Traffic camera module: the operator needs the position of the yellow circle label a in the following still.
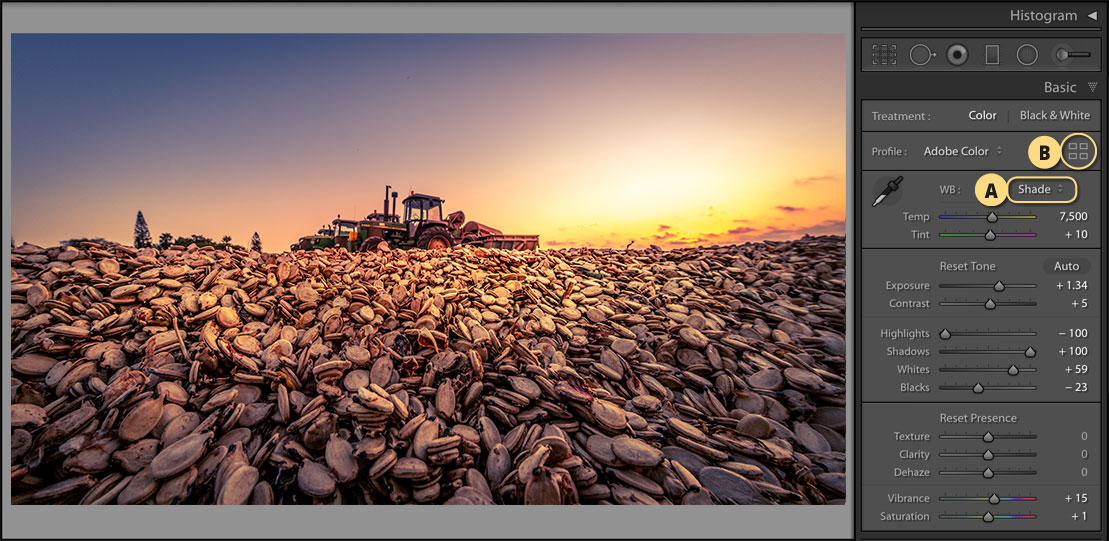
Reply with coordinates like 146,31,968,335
974,173,1008,207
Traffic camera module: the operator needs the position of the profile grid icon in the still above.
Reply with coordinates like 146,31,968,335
1066,140,1090,161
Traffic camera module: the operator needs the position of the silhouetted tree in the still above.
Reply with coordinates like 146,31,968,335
133,211,153,248
251,232,262,252
158,232,173,249
221,235,232,244
170,233,242,251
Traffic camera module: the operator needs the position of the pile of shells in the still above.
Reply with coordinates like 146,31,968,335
10,235,846,505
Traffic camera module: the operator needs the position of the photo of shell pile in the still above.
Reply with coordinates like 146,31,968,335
10,33,846,505
10,237,846,505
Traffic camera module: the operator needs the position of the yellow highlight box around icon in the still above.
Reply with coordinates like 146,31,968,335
1060,133,1097,171
1006,176,1077,204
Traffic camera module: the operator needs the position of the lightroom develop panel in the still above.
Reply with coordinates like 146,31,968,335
2,3,1105,541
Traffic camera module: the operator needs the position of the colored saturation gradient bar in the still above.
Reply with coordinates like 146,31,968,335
940,497,1038,501
938,215,1037,219
939,233,1037,237
939,515,1038,519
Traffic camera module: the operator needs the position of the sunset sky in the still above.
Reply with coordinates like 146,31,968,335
11,34,845,250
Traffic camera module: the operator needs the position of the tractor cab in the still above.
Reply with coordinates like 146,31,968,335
332,218,359,237
403,193,446,238
331,217,361,249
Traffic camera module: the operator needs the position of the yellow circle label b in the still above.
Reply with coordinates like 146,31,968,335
1027,135,1060,169
975,173,1008,207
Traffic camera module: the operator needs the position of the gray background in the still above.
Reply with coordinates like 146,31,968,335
1,2,855,539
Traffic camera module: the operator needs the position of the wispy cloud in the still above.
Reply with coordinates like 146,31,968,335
727,226,759,235
667,237,706,246
646,231,676,241
709,219,846,244
545,239,597,248
776,205,805,212
548,218,844,249
792,174,839,186
759,219,845,239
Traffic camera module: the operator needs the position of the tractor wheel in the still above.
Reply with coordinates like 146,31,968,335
361,237,388,252
417,226,453,250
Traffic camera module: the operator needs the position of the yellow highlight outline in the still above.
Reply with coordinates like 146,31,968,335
1060,133,1098,171
1006,176,1077,204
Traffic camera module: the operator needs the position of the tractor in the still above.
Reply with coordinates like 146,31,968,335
291,185,539,252
290,219,358,251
